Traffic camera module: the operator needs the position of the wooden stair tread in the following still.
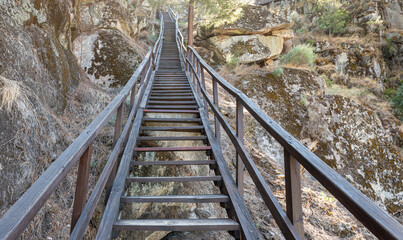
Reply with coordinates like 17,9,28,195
134,146,211,152
120,194,229,203
141,126,203,131
113,219,240,231
143,117,201,123
144,109,199,113
126,176,222,183
132,160,215,166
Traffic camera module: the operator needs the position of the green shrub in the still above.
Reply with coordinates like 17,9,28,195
271,67,284,77
316,9,350,34
281,44,316,68
225,53,241,69
392,84,403,121
313,0,350,34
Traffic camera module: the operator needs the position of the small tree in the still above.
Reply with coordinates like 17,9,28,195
313,0,350,35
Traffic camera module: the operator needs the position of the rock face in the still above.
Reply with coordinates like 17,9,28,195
198,5,293,64
383,0,403,30
199,5,292,38
73,29,142,88
73,0,149,88
208,35,283,63
234,68,402,215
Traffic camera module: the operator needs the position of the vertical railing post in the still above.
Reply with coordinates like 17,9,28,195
71,143,93,232
104,103,124,204
212,77,221,142
186,47,190,73
130,82,137,110
236,98,244,196
196,58,201,96
140,59,149,85
284,149,304,238
200,65,208,116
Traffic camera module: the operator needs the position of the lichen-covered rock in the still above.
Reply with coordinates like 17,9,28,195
235,68,402,215
76,0,148,39
73,29,142,88
383,0,403,30
198,5,292,39
209,35,284,63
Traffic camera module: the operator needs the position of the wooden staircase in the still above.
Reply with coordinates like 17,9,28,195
96,12,255,239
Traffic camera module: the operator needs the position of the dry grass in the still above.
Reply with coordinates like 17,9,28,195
0,76,39,126
0,76,22,112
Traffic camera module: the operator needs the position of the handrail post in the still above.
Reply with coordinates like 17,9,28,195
200,65,208,117
130,82,137,110
284,149,304,238
236,98,244,197
140,58,150,85
104,103,124,204
71,143,93,232
196,58,201,96
212,77,221,142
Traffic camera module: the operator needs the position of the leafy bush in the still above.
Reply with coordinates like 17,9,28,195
224,53,240,69
313,0,350,34
392,84,403,120
316,8,350,34
271,67,284,77
281,44,316,68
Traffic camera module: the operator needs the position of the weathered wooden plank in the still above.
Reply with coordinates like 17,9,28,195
142,117,201,123
134,146,212,152
126,176,222,183
120,194,229,203
284,149,304,238
113,219,240,232
70,144,93,232
138,136,206,141
236,98,244,197
143,109,199,114
146,105,198,109
140,126,203,132
147,101,196,105
132,160,215,166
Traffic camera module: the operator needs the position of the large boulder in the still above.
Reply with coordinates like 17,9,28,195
76,0,148,39
73,29,142,88
209,34,284,63
383,0,403,30
198,5,292,39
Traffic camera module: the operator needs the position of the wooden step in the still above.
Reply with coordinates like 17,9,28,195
148,101,196,105
146,105,198,110
141,126,204,132
126,176,222,183
143,117,201,123
120,194,229,203
132,160,215,166
150,93,194,97
149,96,195,101
138,136,206,141
113,219,240,231
144,109,199,114
134,146,212,152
